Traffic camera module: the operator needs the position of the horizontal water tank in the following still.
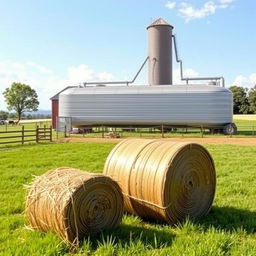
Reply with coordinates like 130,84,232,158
58,85,233,128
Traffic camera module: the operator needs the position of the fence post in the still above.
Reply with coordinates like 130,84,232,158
102,125,104,138
200,125,204,138
22,125,24,145
44,124,46,139
64,125,67,138
50,126,52,142
36,125,39,143
161,124,164,138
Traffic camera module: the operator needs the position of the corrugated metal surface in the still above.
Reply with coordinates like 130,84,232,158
59,85,233,127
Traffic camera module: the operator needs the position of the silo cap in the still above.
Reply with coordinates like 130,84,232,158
147,18,174,29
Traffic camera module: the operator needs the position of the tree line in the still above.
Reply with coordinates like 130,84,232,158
0,110,51,121
229,86,256,114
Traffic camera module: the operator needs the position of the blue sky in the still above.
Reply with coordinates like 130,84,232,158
0,0,255,110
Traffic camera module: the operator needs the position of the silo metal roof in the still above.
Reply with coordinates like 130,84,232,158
61,85,231,95
147,18,174,29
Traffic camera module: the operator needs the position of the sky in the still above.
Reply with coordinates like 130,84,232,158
0,0,256,110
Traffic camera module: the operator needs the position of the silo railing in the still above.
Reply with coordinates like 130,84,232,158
83,57,149,87
172,34,225,87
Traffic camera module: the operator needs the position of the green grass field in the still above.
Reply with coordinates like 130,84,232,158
0,142,255,255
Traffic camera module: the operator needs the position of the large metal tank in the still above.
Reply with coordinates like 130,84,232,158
147,18,173,85
59,85,233,128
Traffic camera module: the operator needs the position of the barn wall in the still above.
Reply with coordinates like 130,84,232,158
51,99,59,129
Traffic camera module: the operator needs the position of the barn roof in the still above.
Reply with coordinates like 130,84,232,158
50,86,77,100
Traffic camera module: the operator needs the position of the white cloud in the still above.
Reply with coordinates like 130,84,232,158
218,4,228,9
233,73,256,87
179,1,218,22
219,0,234,4
67,65,114,84
165,0,234,22
173,67,199,84
26,61,54,75
249,73,256,84
0,61,114,110
183,68,199,77
67,65,95,84
165,1,176,9
233,75,247,86
98,72,114,81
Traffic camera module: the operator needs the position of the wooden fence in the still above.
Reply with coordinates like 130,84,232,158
0,126,52,145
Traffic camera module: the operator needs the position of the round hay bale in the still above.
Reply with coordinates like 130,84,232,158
103,139,216,224
26,168,123,245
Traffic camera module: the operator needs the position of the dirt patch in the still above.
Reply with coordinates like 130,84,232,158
56,137,256,145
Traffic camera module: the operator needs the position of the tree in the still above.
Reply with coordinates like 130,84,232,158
229,86,250,114
0,110,9,120
3,82,39,121
248,86,256,114
8,112,17,119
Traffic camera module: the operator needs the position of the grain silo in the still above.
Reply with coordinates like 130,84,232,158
148,18,173,85
53,18,236,135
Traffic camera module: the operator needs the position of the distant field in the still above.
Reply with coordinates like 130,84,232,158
0,142,255,255
233,114,256,120
19,119,51,124
0,120,51,132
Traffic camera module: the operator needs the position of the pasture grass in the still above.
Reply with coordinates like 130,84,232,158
0,142,256,255
233,114,256,120
1,117,256,144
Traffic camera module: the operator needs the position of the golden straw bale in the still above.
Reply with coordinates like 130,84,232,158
104,139,215,224
26,168,123,245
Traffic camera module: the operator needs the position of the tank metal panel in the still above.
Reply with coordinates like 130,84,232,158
59,85,233,127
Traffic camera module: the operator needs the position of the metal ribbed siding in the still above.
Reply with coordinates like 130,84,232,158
59,85,233,127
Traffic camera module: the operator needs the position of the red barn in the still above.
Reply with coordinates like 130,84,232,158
50,86,75,129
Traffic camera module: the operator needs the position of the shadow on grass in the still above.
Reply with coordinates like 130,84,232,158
199,206,256,234
0,142,53,151
86,223,175,250
236,130,256,136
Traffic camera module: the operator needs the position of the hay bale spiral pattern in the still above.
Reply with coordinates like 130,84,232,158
26,168,123,244
104,139,216,224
